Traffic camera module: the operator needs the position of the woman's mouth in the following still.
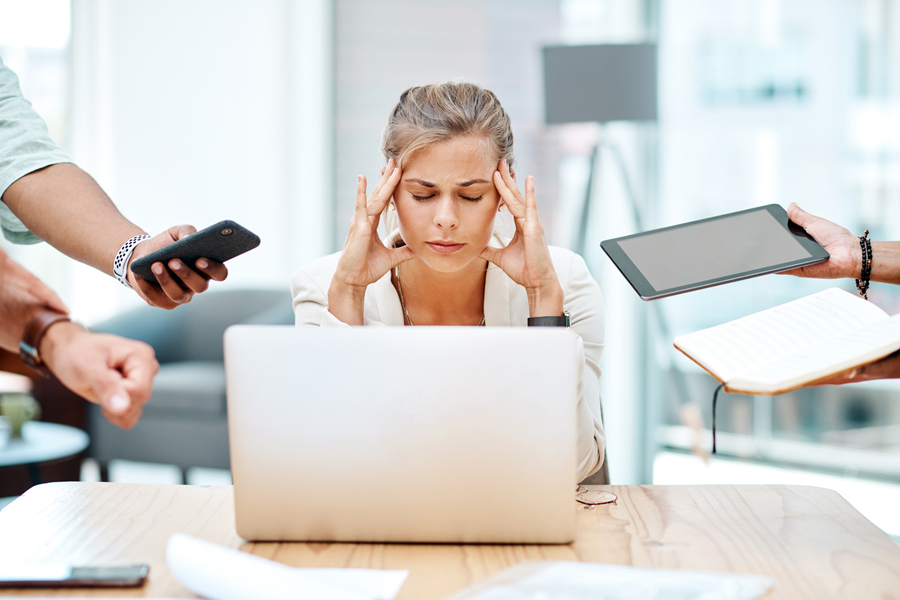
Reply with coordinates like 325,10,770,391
426,241,465,254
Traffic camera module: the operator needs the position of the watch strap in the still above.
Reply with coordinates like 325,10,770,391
527,311,570,327
20,310,70,378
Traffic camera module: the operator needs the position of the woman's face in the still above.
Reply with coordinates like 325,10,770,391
394,135,501,273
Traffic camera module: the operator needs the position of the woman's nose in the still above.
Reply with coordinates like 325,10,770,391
433,196,459,229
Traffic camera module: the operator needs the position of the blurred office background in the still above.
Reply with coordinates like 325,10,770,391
3,0,900,538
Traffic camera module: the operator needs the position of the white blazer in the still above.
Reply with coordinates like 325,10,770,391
291,233,606,481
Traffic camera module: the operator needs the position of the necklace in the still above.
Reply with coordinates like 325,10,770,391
394,264,486,327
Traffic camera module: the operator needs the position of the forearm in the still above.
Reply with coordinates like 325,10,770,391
527,282,564,318
0,250,69,352
2,163,145,276
327,280,367,325
0,299,44,354
871,242,900,285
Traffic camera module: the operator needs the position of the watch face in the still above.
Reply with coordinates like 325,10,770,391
19,344,48,377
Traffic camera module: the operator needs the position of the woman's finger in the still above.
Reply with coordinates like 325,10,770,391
493,171,526,219
524,176,537,220
368,158,395,206
368,166,401,216
354,175,368,223
498,159,525,207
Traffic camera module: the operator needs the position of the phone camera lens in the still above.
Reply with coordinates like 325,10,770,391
221,229,233,236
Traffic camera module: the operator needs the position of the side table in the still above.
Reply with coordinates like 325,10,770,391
0,421,89,486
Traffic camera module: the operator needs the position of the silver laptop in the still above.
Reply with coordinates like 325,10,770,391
224,326,579,544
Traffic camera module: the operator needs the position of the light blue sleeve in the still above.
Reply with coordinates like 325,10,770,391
0,55,72,244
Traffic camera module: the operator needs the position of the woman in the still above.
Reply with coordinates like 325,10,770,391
291,83,605,480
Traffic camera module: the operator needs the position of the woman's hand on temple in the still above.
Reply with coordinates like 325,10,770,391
779,203,861,279
328,159,415,324
480,159,564,317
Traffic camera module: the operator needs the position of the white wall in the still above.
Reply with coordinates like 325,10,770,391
67,0,332,322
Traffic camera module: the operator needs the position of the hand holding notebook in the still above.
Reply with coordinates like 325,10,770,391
674,287,900,394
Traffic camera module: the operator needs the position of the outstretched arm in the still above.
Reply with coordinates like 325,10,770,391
0,247,157,428
781,202,900,284
3,163,228,309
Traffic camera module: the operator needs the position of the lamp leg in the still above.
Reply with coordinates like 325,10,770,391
574,140,602,257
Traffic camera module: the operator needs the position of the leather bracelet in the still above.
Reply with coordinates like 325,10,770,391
19,310,71,378
527,311,570,327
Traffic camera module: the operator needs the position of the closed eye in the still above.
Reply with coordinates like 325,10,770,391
460,195,483,202
412,193,435,201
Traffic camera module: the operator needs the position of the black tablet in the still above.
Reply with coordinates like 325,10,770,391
600,204,829,300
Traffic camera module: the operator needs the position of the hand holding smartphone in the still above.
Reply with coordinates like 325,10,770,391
130,220,260,284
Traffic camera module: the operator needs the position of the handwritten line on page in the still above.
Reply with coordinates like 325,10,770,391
444,561,772,600
166,533,408,600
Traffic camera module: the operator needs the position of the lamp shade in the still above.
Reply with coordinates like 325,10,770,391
542,43,658,124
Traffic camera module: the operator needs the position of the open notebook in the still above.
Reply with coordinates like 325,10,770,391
674,287,900,394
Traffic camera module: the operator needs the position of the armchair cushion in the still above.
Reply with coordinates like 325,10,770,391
145,361,225,415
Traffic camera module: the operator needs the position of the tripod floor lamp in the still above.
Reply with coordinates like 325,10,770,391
542,43,693,411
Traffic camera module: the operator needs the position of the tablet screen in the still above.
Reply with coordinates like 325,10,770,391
617,210,812,291
600,205,829,300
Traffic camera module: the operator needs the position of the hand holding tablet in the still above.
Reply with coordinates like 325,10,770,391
601,204,829,300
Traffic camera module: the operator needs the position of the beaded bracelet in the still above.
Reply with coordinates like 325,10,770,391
855,229,872,300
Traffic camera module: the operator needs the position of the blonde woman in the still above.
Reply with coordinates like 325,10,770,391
291,83,606,480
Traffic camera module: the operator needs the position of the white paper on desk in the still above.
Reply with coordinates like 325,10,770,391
166,533,407,600
444,561,772,600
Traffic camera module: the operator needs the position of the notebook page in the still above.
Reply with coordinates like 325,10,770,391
674,288,888,382
729,312,900,392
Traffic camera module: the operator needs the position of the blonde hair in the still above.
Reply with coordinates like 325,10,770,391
380,82,515,239
381,82,515,169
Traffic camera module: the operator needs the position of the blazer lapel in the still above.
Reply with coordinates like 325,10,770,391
367,270,405,326
484,262,512,326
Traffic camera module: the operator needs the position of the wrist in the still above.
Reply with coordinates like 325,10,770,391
114,234,151,289
327,279,368,325
19,310,77,378
39,320,87,368
871,241,900,285
526,283,564,319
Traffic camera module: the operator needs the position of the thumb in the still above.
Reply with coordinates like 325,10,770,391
93,375,132,415
389,245,416,269
479,245,500,265
787,202,814,228
168,224,197,242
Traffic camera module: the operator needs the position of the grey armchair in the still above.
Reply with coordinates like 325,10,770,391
87,288,293,482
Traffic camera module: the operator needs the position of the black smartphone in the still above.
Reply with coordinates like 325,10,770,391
130,219,260,284
0,564,149,588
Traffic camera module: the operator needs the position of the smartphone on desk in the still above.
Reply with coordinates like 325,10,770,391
0,564,149,588
130,219,260,284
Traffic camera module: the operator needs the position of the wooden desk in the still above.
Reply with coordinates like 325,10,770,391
0,482,898,599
